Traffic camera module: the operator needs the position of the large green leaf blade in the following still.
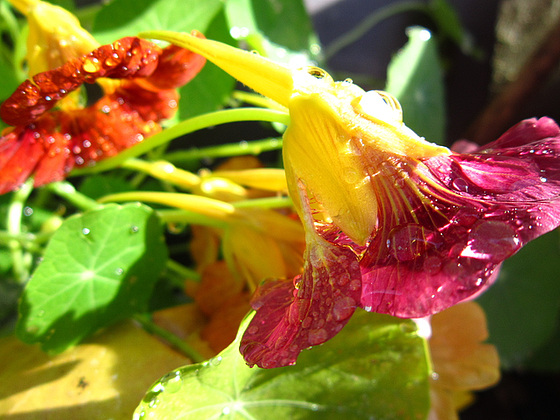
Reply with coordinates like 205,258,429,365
385,26,445,145
16,203,168,353
91,0,223,44
225,0,321,65
135,310,430,419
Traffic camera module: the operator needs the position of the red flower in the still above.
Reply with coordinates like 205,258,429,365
0,35,205,194
109,32,560,369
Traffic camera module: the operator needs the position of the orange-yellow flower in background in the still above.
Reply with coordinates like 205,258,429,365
427,301,500,419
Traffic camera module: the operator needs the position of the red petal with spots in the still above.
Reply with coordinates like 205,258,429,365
240,238,362,368
359,117,560,317
1,37,162,127
0,35,205,194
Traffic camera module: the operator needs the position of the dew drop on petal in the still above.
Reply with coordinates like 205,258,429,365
332,296,356,321
308,328,328,345
461,220,521,262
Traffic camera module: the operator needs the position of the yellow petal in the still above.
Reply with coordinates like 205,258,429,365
141,30,292,107
10,0,99,76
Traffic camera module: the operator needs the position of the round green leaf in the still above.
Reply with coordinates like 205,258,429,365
92,0,223,44
135,310,430,419
16,203,168,353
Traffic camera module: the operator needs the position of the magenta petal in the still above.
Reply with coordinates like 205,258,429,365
240,239,361,368
360,117,560,318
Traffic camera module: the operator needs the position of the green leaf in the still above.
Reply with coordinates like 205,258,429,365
135,310,430,419
91,0,223,44
0,58,19,102
428,0,478,57
225,0,321,65
477,230,560,369
16,203,168,353
385,27,445,145
178,10,236,119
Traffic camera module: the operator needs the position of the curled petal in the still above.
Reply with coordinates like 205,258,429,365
1,37,162,126
240,236,361,368
360,117,560,317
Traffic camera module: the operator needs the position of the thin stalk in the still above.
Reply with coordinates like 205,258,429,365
166,259,201,283
46,181,101,211
71,108,290,176
324,1,427,60
165,137,283,164
133,313,206,363
7,178,34,282
232,196,293,209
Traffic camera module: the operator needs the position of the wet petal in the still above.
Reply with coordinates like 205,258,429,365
0,37,161,126
360,117,560,317
240,236,361,368
0,37,206,194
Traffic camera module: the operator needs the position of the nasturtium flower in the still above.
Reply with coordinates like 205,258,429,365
0,0,205,194
146,32,560,368
426,301,500,419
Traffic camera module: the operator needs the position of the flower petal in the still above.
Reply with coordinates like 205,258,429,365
0,37,206,194
240,236,361,368
360,117,560,317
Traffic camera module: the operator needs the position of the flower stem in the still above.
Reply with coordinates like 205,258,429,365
6,178,34,283
166,259,201,283
46,181,101,211
133,313,206,363
165,137,283,164
71,108,289,176
323,0,427,60
232,196,293,209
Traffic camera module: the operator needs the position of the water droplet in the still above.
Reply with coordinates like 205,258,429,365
130,225,139,234
23,206,33,216
423,256,442,274
301,316,313,329
115,268,124,276
387,224,439,262
451,177,469,192
342,166,362,184
247,326,259,335
82,57,100,73
82,228,90,235
332,296,356,321
461,220,521,262
308,328,328,345
222,406,231,415
160,371,182,393
210,356,222,366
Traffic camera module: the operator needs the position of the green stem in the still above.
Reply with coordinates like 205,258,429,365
166,259,201,283
165,137,283,164
46,181,101,211
133,313,206,363
7,178,34,282
232,195,293,209
71,108,290,176
157,208,228,229
323,1,427,60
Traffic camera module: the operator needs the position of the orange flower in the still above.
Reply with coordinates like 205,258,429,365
0,0,205,194
427,301,500,419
